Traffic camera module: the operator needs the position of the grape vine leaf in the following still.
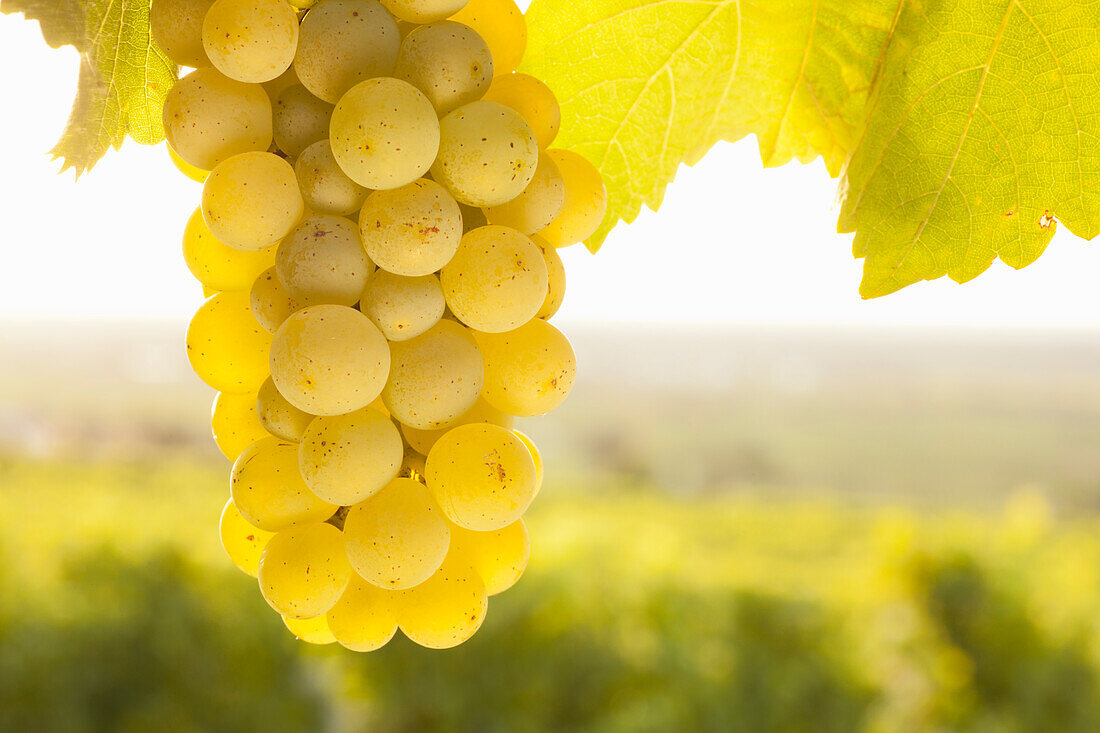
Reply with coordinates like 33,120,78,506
1,0,176,176
523,0,1100,297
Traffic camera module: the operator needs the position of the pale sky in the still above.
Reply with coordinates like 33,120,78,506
1,12,1098,332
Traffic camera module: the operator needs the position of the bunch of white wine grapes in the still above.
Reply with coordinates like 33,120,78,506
156,0,606,651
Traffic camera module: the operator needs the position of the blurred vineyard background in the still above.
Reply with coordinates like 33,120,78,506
2,320,1100,732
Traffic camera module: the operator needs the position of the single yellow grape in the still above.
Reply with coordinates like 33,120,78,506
202,152,304,250
482,72,560,148
449,0,525,75
299,407,403,505
257,376,315,442
380,0,468,23
450,518,529,595
250,267,312,333
360,270,445,341
513,429,544,498
276,216,373,306
327,573,401,652
294,0,401,104
381,319,483,430
399,556,487,649
394,21,492,115
330,78,440,190
432,101,538,207
425,423,537,530
283,614,337,645
483,151,565,235
475,319,576,416
259,522,353,619
231,437,338,531
295,139,371,216
536,149,608,248
211,391,270,462
163,68,273,171
186,291,272,394
151,0,215,68
169,144,210,182
219,498,276,577
400,396,513,455
359,178,462,276
270,305,391,416
273,85,334,159
532,234,565,319
203,0,299,83
183,207,275,293
344,477,451,589
441,225,547,333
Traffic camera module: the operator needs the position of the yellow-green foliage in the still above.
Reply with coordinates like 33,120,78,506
2,459,1100,731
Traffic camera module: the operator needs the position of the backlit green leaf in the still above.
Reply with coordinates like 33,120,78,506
839,0,1100,297
3,0,176,176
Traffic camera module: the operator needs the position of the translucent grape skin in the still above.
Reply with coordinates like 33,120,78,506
211,390,270,461
359,178,462,277
202,0,299,83
270,305,391,416
219,498,275,577
298,407,404,506
330,78,440,190
483,151,565,235
483,72,560,149
257,376,315,442
381,319,484,430
186,291,272,394
514,429,544,498
202,152,304,250
425,423,537,530
262,65,301,101
399,555,487,649
295,140,370,216
294,0,401,104
273,85,334,159
343,477,451,589
441,225,548,333
394,21,492,115
431,101,539,207
380,0,469,23
327,573,401,652
449,0,526,75
169,144,210,182
250,267,311,333
283,614,337,645
401,396,513,455
474,319,577,417
231,437,338,532
532,234,565,319
182,207,275,293
450,518,529,595
359,270,446,341
163,68,273,171
276,216,373,306
259,522,353,619
150,0,215,69
536,149,609,248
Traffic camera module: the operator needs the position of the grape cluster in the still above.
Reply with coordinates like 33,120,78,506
155,0,606,650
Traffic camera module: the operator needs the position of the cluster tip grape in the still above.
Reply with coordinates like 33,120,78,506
156,0,607,651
